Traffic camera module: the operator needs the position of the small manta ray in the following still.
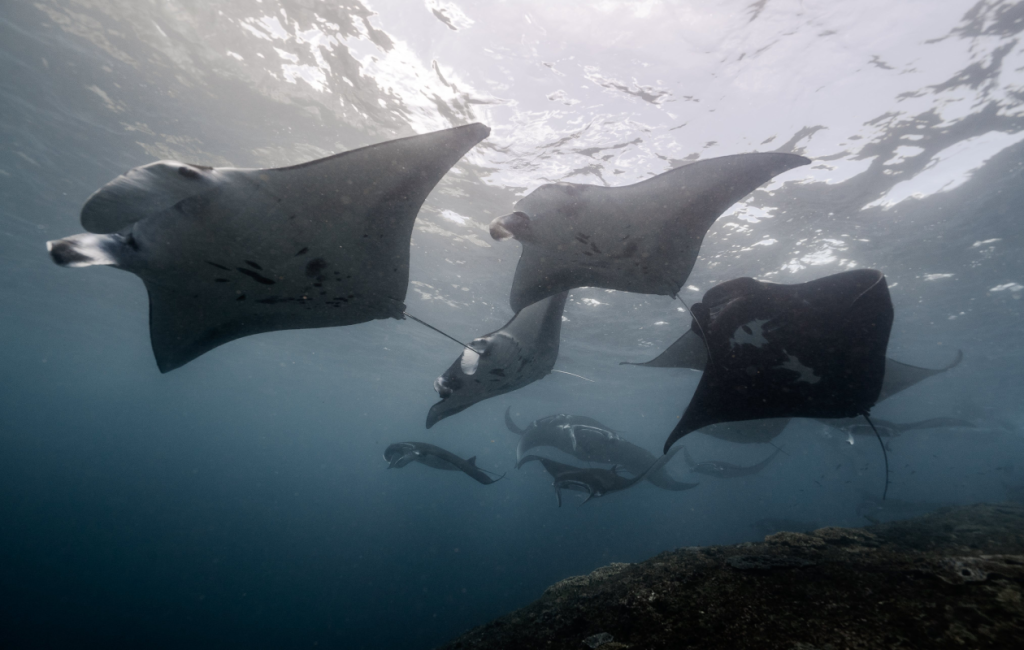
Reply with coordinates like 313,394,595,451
47,124,490,372
383,442,504,485
664,269,894,456
505,408,697,491
517,449,682,506
681,446,782,479
489,152,810,312
427,292,568,428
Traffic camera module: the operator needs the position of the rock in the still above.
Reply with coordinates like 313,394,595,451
437,503,1024,650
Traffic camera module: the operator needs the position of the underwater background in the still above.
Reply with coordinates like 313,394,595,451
2,1,1024,648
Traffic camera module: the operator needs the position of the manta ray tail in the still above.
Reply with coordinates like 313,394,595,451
768,441,790,456
504,407,525,435
862,413,890,501
403,312,471,350
580,488,595,506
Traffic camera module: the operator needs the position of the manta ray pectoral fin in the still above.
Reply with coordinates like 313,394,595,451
47,233,123,268
504,406,525,435
580,487,596,506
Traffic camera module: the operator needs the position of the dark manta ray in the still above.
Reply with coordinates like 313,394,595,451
681,446,781,478
426,292,567,428
664,269,894,454
46,123,490,372
625,331,961,404
517,449,682,506
383,442,503,485
625,335,960,445
489,152,810,312
504,408,697,491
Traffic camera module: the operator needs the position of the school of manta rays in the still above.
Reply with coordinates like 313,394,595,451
47,122,974,506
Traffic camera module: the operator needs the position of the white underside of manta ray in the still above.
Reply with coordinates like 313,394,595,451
46,123,490,372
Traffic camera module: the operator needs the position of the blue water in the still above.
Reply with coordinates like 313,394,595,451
2,1,1024,648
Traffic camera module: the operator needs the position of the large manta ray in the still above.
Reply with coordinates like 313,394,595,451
47,123,490,372
664,269,894,453
517,449,682,506
426,292,567,428
489,152,810,312
383,442,504,485
624,330,962,403
504,408,697,491
625,325,961,446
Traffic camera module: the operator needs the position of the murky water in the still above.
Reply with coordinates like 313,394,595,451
2,1,1023,648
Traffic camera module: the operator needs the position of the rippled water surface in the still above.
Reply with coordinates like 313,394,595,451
2,1,1024,648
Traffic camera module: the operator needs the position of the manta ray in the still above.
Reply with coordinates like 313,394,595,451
426,292,567,428
625,331,962,403
47,123,490,372
680,446,782,479
624,337,961,445
665,269,894,454
383,442,504,485
504,408,697,491
489,152,810,312
517,449,683,506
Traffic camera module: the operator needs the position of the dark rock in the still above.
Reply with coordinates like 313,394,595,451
438,503,1024,650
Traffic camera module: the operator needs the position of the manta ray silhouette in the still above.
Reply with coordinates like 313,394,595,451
46,123,490,372
664,269,894,454
505,408,697,491
383,442,504,485
489,152,810,312
681,446,782,479
625,323,962,446
624,331,961,404
427,292,568,428
517,449,682,506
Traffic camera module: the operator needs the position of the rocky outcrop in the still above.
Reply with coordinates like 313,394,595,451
439,503,1024,650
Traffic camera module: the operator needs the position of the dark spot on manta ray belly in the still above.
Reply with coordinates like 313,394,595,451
489,369,506,377
206,261,230,271
245,260,263,270
236,267,276,285
236,294,246,301
295,247,309,256
214,278,229,283
305,257,328,278
177,166,201,180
